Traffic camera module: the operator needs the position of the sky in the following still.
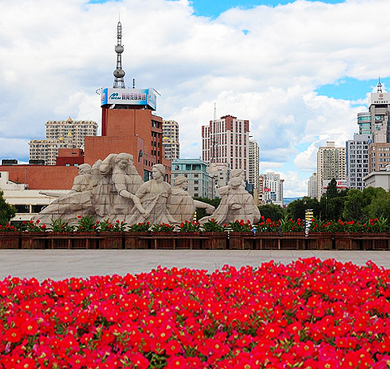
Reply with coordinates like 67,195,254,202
1,0,390,198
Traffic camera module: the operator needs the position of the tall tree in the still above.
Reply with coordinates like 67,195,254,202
258,203,285,221
319,179,348,221
286,197,320,220
343,189,365,222
0,191,16,225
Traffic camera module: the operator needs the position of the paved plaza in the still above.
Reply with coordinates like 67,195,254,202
1,250,390,281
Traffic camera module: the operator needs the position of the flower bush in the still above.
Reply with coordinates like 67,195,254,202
22,219,47,232
50,218,74,232
75,215,99,232
362,217,390,233
201,218,225,232
228,219,253,232
257,216,280,232
178,220,200,232
151,223,175,232
0,223,18,232
128,222,151,232
1,258,390,368
280,217,305,232
99,219,127,232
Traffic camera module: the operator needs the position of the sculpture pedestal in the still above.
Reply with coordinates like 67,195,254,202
98,232,123,249
48,233,72,249
229,232,254,250
0,233,20,249
202,232,227,250
124,232,150,249
21,233,47,249
72,232,99,249
334,233,360,250
254,233,280,250
152,233,176,249
176,233,201,249
281,232,305,250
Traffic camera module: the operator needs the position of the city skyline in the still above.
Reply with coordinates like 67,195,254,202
0,0,389,197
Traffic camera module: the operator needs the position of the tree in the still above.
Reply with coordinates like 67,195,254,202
326,178,339,199
285,197,320,220
343,189,366,222
0,191,16,225
364,189,390,219
258,203,285,221
318,179,351,221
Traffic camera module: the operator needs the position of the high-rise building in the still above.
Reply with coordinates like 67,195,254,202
206,163,230,199
201,115,250,181
308,173,317,199
317,141,346,200
348,79,390,187
45,118,98,147
28,118,98,165
368,143,390,172
357,112,372,135
162,120,180,160
367,80,390,142
259,172,284,207
249,140,260,191
355,79,390,143
346,133,371,190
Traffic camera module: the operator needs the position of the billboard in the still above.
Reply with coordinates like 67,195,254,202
368,92,390,106
101,88,157,111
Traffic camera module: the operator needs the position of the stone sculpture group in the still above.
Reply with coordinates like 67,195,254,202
34,153,260,227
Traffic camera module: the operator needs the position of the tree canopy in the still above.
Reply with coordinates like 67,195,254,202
0,191,16,225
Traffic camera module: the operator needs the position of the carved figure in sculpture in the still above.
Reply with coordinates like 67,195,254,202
223,176,261,224
91,158,113,219
108,153,146,222
34,163,95,225
200,168,260,225
168,176,215,223
129,164,177,225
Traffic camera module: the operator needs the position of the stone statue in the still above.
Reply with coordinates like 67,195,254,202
34,163,95,225
128,164,177,225
168,176,215,223
34,152,260,229
200,169,260,226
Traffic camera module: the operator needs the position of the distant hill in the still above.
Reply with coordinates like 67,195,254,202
283,197,302,205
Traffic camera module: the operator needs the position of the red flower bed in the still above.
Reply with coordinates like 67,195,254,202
1,258,390,368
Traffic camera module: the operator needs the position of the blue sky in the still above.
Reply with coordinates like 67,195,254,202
1,0,389,197
190,0,344,17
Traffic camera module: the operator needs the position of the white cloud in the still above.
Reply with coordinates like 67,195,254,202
1,0,389,197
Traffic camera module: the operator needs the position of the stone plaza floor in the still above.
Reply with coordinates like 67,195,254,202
1,250,390,281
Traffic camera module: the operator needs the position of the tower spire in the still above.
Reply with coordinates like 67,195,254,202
377,75,382,93
113,20,125,88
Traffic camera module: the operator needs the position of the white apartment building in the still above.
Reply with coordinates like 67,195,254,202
249,139,260,191
202,115,250,181
260,172,284,207
29,118,97,165
207,162,230,197
308,173,317,199
162,120,180,160
317,141,346,200
346,134,372,191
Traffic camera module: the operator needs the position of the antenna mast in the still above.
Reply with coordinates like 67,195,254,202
113,20,126,88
